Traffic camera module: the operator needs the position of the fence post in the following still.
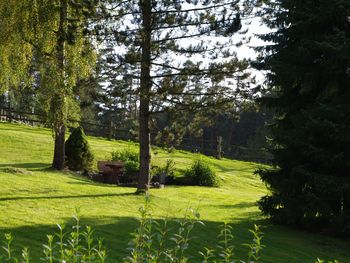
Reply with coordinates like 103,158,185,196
8,108,12,123
201,135,204,154
108,119,113,140
216,136,222,159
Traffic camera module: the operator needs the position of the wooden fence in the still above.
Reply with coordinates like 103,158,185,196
0,108,272,163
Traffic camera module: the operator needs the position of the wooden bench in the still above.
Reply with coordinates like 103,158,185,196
97,161,124,184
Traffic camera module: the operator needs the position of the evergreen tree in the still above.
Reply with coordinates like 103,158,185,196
96,46,138,138
65,127,94,171
255,0,350,235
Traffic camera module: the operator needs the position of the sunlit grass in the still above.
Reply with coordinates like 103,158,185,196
0,122,349,262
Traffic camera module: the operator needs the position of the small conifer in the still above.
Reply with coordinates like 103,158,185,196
65,127,94,171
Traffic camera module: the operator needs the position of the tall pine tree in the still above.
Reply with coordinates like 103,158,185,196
99,0,256,192
255,0,350,235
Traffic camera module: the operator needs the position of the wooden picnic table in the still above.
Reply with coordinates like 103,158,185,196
105,163,124,185
97,161,124,185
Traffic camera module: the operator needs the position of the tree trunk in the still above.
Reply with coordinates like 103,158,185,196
51,0,68,171
137,0,152,193
52,125,66,170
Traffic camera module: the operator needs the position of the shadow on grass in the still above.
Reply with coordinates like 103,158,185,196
215,201,257,209
1,216,349,263
0,163,138,189
0,163,52,171
0,192,135,202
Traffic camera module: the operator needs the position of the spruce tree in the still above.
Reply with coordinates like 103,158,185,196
255,0,350,235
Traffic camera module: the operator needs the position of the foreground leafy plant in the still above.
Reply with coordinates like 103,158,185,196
1,214,106,263
124,195,263,263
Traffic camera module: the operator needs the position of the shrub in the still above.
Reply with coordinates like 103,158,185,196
124,160,140,174
65,127,94,171
184,160,219,187
151,159,176,182
111,148,139,174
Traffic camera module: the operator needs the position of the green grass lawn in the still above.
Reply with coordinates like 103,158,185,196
0,122,349,262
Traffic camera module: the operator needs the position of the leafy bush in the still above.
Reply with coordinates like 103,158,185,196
65,127,94,171
154,159,175,177
151,159,176,183
124,160,140,174
111,148,139,174
184,160,219,187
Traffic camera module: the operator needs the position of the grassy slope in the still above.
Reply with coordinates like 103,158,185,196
0,122,349,262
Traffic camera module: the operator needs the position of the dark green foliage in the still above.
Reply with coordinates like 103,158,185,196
255,0,350,235
184,160,219,187
65,127,94,171
111,148,139,174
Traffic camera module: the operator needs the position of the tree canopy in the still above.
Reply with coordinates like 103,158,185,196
0,1,33,93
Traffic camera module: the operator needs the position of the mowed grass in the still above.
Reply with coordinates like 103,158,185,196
0,122,349,262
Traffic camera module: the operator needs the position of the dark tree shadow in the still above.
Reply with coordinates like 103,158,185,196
0,163,131,188
0,192,135,202
215,201,257,209
2,215,349,263
0,163,52,171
